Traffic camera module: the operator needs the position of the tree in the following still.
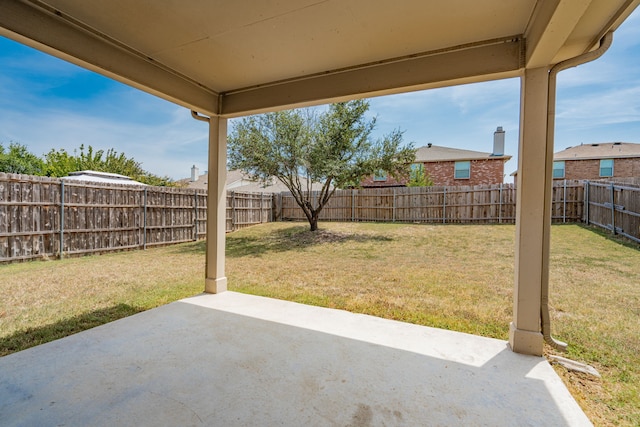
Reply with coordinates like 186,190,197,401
0,142,45,175
44,144,175,186
228,100,416,231
43,148,79,177
407,163,433,187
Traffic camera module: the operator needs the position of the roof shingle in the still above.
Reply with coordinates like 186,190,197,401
414,145,511,162
554,142,640,160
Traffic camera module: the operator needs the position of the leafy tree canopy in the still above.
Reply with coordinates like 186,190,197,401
228,100,416,231
44,145,175,186
0,142,174,186
0,142,46,175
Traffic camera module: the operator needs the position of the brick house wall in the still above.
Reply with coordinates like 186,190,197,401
559,158,640,180
361,158,506,187
423,159,505,186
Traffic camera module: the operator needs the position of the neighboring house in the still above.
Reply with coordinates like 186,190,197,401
362,127,512,187
179,166,327,193
552,142,640,180
62,170,146,186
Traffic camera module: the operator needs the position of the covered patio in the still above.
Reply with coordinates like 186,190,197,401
0,292,590,426
1,0,638,424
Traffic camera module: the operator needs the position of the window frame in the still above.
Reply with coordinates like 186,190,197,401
599,159,614,177
454,161,470,179
552,161,565,179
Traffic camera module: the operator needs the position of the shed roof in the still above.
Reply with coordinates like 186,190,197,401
415,145,511,163
62,170,146,186
554,142,640,160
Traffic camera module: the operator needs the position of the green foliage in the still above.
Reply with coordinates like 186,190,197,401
407,163,433,187
45,145,139,177
43,148,79,177
0,141,174,186
228,100,416,230
44,144,175,186
0,142,45,175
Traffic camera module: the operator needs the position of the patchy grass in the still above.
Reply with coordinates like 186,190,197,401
547,225,640,426
226,223,515,339
0,247,205,354
1,222,638,426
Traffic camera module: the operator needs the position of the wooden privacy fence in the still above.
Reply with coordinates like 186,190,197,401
584,180,640,243
281,181,584,224
0,173,272,263
226,191,274,233
6,173,634,262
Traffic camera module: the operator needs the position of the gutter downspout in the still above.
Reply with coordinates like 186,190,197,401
543,31,613,351
191,110,210,123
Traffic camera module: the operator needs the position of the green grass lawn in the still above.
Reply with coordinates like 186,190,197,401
1,222,638,426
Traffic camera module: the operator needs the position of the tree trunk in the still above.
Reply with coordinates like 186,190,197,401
309,215,319,231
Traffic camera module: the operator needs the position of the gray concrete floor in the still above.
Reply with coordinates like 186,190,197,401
1,292,592,426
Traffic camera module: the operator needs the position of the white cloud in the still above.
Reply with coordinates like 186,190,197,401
449,79,519,114
557,85,640,126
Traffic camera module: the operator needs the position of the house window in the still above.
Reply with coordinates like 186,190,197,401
599,159,613,177
454,161,470,179
373,170,387,181
552,161,565,178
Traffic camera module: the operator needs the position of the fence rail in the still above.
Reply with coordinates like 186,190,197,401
280,181,584,224
584,180,640,243
0,173,271,263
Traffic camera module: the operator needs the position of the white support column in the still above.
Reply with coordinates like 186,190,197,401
205,116,228,293
510,67,552,356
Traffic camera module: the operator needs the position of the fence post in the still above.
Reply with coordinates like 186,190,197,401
260,192,264,223
143,187,148,249
610,182,616,235
351,189,355,221
563,179,567,223
392,188,396,222
59,180,65,259
231,191,236,232
442,187,447,224
193,189,198,241
499,183,503,224
584,181,590,225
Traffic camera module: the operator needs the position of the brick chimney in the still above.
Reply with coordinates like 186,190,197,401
191,165,199,182
493,126,505,156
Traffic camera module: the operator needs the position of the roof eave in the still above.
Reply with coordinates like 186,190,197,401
418,155,512,163
557,154,640,161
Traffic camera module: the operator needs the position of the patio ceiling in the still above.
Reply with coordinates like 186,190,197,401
1,0,638,117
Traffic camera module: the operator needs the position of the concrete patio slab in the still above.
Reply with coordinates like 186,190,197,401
0,291,591,426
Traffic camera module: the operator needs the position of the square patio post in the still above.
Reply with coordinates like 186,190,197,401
510,66,552,356
205,115,228,293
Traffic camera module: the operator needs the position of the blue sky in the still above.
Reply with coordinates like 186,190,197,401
1,8,638,182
